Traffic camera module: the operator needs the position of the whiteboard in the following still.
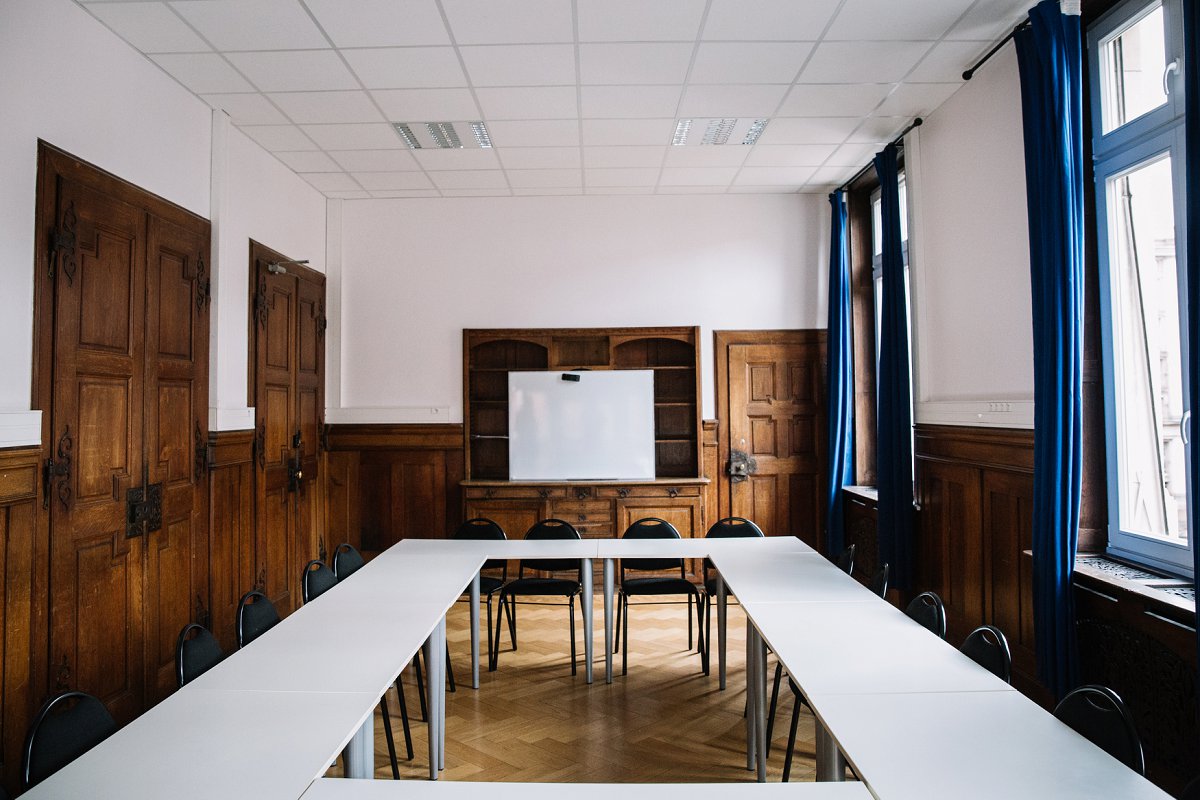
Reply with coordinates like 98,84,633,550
508,371,656,481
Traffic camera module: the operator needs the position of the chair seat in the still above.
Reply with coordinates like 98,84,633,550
502,577,580,597
479,575,505,595
622,576,700,596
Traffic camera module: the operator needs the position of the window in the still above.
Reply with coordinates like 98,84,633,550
871,177,915,467
1089,0,1190,575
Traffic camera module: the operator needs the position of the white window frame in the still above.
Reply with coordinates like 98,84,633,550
1089,0,1192,576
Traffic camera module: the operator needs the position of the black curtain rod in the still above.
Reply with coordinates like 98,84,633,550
835,117,924,194
962,19,1031,80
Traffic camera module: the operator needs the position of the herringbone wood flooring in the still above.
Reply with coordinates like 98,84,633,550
332,599,820,783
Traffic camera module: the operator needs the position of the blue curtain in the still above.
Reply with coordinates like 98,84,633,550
1014,0,1084,700
873,144,914,591
826,190,854,556
1184,0,1200,704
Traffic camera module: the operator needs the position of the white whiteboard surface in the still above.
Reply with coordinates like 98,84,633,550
509,371,656,481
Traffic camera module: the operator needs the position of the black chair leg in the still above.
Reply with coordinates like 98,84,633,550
783,691,803,782
687,594,694,649
621,593,629,676
394,674,414,760
380,694,400,780
614,593,622,653
414,652,428,722
509,595,518,650
446,643,456,693
766,661,783,756
490,592,507,671
569,595,577,676
485,595,494,669
702,594,712,675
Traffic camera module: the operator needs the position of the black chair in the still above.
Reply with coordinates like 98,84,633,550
904,591,946,638
21,691,118,789
869,563,889,598
701,516,765,675
960,625,1011,684
332,542,365,580
301,558,338,603
614,518,705,675
454,518,515,668
493,519,583,674
175,623,223,688
1180,774,1200,799
1053,684,1145,775
834,543,856,576
236,589,280,648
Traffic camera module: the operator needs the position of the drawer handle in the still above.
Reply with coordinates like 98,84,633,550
617,488,630,499
667,487,680,498
574,487,591,500
538,488,551,499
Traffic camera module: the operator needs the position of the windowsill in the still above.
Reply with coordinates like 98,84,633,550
844,485,878,502
1071,553,1196,622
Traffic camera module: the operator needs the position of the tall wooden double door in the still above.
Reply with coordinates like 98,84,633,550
35,145,211,720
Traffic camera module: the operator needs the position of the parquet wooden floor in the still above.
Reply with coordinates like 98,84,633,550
331,598,822,783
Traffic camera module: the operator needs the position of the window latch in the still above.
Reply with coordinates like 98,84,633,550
1182,410,1191,447
1163,59,1180,95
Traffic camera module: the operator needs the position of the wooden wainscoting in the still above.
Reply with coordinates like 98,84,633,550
913,424,1040,695
206,430,255,654
1,446,41,796
701,419,718,535
325,424,465,556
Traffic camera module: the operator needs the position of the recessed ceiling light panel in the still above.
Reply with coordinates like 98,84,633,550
392,121,493,149
671,118,769,146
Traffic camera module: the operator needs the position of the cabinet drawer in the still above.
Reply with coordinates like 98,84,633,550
549,500,613,525
465,486,565,500
594,485,701,499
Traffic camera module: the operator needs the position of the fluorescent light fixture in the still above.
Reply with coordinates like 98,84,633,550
392,121,493,149
393,123,421,149
671,118,770,147
672,119,692,146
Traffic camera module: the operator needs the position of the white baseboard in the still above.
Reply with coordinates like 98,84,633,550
325,406,455,425
208,407,256,431
0,410,43,448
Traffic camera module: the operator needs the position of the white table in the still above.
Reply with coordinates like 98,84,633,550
302,778,876,799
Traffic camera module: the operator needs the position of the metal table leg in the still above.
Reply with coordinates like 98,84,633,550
815,722,846,782
581,557,594,684
424,631,439,780
604,558,614,684
436,616,446,772
470,573,480,689
752,625,767,782
344,717,374,779
745,618,756,771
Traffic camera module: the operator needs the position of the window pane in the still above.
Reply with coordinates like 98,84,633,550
872,197,882,257
1100,4,1168,134
1105,153,1186,546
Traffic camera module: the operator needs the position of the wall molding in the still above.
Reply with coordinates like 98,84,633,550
914,423,1034,473
326,423,463,451
0,411,42,448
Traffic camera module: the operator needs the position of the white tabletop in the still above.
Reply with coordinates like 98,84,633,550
814,690,1172,800
339,550,484,607
596,534,818,559
22,688,376,800
711,550,877,605
302,778,875,799
746,600,1014,697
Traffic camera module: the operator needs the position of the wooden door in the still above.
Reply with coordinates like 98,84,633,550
716,331,827,550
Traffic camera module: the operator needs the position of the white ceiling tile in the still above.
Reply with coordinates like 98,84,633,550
586,186,655,195
581,86,682,119
809,165,856,184
507,169,583,188
690,43,813,85
324,191,374,199
301,123,405,149
581,119,673,146
658,167,738,186
907,41,988,83
486,120,579,147
946,0,1031,41
329,150,420,171
579,43,693,85
170,0,328,50
226,50,359,92
702,0,840,40
202,93,290,125
151,53,255,93
677,85,788,118
825,142,882,167
429,170,510,189
273,150,341,171
577,0,707,42
847,116,909,143
342,48,467,89
583,146,668,168
353,172,436,190
800,41,933,83
268,91,384,124
413,149,501,170
87,2,210,52
742,144,837,167
825,0,974,41
513,187,583,196
586,168,661,187
370,190,442,198
659,185,729,194
441,189,513,196
496,147,581,169
663,146,750,167
237,124,318,150
778,84,893,117
475,87,578,120
303,172,363,191
734,166,815,186
371,89,481,121
305,0,451,47
441,0,574,44
756,117,859,145
459,45,576,87
875,83,960,117
727,185,799,194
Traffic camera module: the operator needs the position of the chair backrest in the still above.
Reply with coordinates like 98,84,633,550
332,542,365,581
236,589,280,648
454,517,508,572
620,518,684,575
520,519,582,575
960,625,1011,684
22,691,117,789
835,544,856,576
302,559,338,603
175,623,224,688
868,563,889,598
904,591,946,638
705,516,765,539
1053,685,1145,775
1180,775,1200,800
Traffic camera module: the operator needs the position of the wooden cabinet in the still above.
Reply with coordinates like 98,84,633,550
463,327,701,481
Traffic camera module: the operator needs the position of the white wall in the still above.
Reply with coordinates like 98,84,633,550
907,46,1035,428
333,194,826,422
